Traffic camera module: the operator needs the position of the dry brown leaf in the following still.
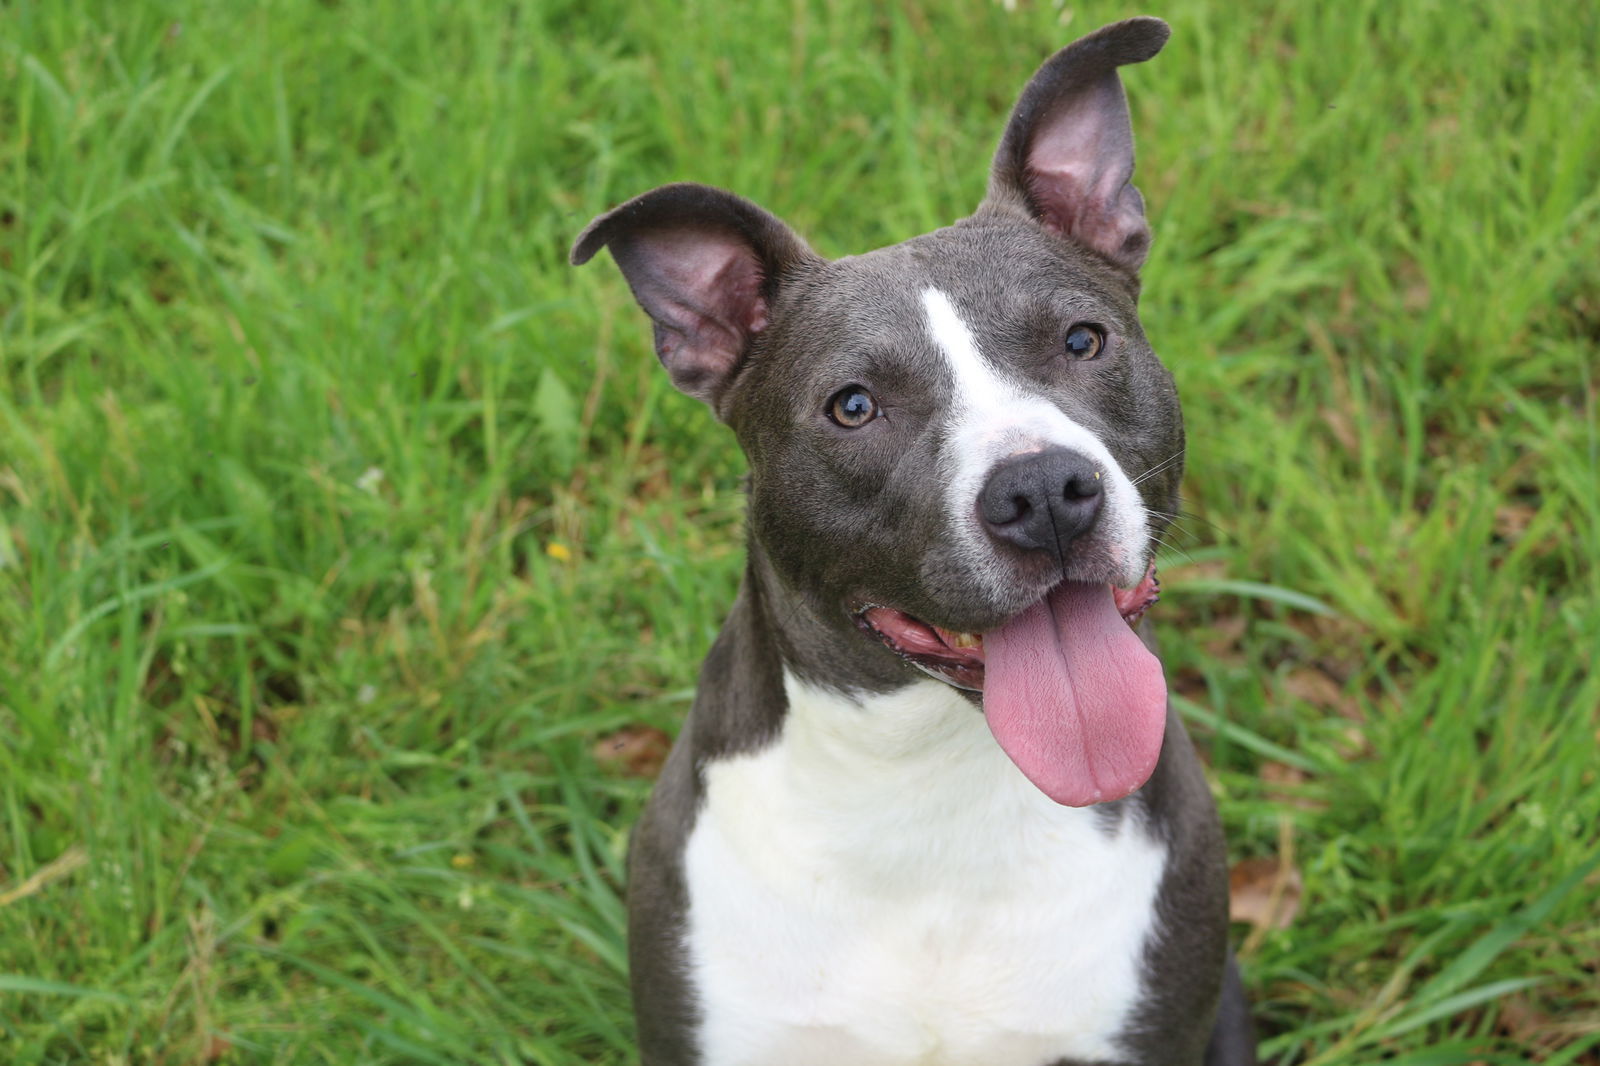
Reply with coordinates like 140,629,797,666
1402,281,1432,314
594,725,672,779
1495,993,1555,1045
1259,761,1325,811
1299,612,1367,649
1282,667,1365,723
1202,615,1248,658
1229,855,1303,932
1321,407,1359,452
1259,762,1306,789
1336,724,1373,760
1494,503,1538,542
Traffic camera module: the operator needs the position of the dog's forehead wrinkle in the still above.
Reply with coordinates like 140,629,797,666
773,256,936,348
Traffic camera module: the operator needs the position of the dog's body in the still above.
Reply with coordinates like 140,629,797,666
574,18,1255,1066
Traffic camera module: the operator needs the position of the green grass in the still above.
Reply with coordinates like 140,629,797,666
1,0,1597,1062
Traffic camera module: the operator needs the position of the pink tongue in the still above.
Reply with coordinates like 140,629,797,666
982,581,1168,806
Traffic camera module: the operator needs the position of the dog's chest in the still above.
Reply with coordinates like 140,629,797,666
682,675,1168,1066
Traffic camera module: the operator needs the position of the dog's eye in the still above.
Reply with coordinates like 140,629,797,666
827,386,880,428
1064,325,1105,360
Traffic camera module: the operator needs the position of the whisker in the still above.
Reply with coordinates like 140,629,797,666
1141,504,1221,567
1143,506,1224,539
1132,450,1186,486
1150,539,1198,566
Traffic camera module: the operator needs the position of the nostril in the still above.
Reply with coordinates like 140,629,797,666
1063,472,1103,501
983,492,1031,526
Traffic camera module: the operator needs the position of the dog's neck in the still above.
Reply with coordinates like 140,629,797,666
741,543,913,696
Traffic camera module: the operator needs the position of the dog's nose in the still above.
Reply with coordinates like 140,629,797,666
978,447,1106,560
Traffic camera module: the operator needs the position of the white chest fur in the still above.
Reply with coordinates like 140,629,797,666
681,673,1168,1066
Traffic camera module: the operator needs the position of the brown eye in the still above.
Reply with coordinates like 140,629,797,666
828,386,880,428
1065,324,1105,360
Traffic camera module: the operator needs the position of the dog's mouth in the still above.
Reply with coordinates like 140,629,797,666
853,608,991,691
856,567,1160,688
854,566,1165,807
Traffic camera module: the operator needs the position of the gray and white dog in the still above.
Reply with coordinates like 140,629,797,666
572,17,1256,1066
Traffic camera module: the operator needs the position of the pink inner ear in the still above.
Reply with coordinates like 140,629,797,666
624,226,771,402
650,229,769,336
1024,85,1150,269
1027,162,1145,265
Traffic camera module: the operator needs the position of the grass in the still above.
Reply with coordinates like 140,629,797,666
1,0,1597,1062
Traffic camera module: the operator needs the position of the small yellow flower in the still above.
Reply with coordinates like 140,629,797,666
546,541,572,562
451,853,475,870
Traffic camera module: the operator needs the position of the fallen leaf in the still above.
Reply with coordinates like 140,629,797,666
594,725,672,779
1229,855,1303,932
1493,503,1537,541
1281,666,1365,723
1259,761,1305,789
1495,993,1555,1046
1298,612,1367,649
1259,761,1325,811
1321,407,1359,452
1336,724,1373,760
1202,614,1248,658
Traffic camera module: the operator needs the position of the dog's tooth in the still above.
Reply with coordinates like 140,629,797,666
950,631,981,648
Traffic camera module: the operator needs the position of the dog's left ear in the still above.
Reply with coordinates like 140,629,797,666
986,17,1169,273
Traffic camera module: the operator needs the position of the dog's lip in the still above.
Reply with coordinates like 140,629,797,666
855,607,986,665
854,607,987,690
853,567,1161,691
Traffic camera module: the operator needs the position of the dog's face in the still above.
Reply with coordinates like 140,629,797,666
727,216,1182,644
575,18,1182,803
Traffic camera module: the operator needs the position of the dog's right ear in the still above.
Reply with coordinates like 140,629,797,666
571,183,815,413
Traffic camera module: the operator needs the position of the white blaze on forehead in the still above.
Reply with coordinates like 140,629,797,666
920,287,993,401
919,286,1149,587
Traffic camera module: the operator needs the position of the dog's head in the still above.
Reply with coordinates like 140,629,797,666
574,18,1183,805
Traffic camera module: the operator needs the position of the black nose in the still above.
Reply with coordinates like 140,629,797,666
978,447,1106,561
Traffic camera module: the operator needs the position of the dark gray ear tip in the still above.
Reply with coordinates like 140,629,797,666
569,222,605,266
1091,16,1171,64
568,183,762,268
1012,16,1170,108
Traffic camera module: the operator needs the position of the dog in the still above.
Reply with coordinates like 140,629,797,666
572,17,1255,1066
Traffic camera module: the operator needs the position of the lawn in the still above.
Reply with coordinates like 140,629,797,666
1,0,1597,1062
